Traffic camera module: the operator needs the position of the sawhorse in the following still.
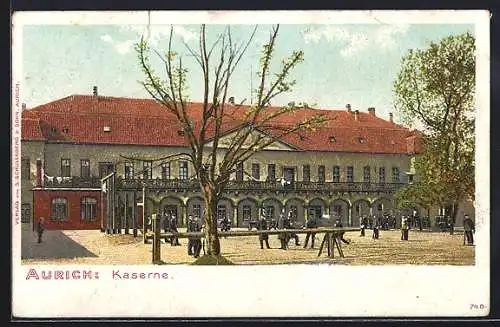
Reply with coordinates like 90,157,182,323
317,232,345,258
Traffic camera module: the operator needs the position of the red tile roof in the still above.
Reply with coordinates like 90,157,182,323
22,94,423,154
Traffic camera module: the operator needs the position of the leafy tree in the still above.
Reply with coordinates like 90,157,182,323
393,32,475,232
135,25,327,256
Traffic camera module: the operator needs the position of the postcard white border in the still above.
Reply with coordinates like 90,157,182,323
12,10,490,318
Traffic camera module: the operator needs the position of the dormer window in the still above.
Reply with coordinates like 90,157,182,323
358,137,366,144
177,130,185,136
50,127,57,134
329,136,336,143
62,128,69,134
103,126,111,132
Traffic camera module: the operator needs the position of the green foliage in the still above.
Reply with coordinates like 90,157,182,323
393,32,475,214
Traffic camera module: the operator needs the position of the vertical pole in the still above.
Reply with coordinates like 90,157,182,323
348,206,352,227
124,192,129,234
142,187,147,243
100,183,105,232
233,206,238,228
182,204,188,228
152,212,161,264
106,177,112,234
111,174,116,234
132,191,138,237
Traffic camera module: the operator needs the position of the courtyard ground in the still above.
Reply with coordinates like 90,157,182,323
20,228,475,265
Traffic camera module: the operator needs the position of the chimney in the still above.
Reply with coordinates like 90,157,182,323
21,103,26,111
389,112,394,123
228,96,235,105
346,104,352,112
36,159,42,187
93,85,98,96
354,110,359,121
368,107,376,116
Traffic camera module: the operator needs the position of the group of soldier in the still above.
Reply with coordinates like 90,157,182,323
187,215,203,258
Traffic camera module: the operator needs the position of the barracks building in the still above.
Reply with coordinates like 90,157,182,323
20,87,474,231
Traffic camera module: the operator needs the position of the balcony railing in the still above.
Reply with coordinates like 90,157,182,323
43,176,102,188
116,177,406,193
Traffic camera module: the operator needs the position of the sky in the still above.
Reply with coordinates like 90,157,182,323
21,22,473,124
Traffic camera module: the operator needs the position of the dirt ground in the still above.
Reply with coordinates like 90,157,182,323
20,228,475,265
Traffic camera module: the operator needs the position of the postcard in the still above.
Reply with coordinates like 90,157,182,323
11,10,490,318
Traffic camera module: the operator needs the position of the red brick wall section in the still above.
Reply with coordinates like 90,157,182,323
33,190,103,230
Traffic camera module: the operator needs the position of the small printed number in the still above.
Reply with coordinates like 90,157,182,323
470,304,486,310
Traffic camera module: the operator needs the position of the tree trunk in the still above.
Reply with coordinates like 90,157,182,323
449,202,458,235
202,185,221,256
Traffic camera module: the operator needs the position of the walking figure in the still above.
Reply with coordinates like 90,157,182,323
37,217,45,243
401,216,409,241
192,216,203,258
334,219,350,244
285,212,300,246
258,214,271,249
170,214,180,246
304,215,317,249
463,214,475,245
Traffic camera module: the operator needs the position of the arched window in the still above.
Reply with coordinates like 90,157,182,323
52,198,68,221
81,197,97,221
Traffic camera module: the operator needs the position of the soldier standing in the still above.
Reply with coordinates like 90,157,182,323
401,216,409,241
258,214,271,249
359,216,366,237
187,215,194,255
303,215,317,249
285,211,300,246
170,214,180,246
463,214,475,245
161,213,170,244
192,216,203,258
37,217,45,243
372,215,380,240
277,210,288,250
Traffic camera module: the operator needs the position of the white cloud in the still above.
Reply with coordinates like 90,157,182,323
302,24,409,58
99,25,197,55
100,34,113,43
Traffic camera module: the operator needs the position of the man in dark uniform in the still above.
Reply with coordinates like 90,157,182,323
401,216,409,241
37,217,45,243
192,216,203,258
170,214,181,246
463,214,475,245
334,219,350,244
187,215,194,255
161,213,171,244
285,212,300,246
277,210,288,250
372,215,380,240
359,216,366,237
303,215,317,249
258,214,271,249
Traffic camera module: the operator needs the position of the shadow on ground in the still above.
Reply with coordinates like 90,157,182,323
21,230,98,260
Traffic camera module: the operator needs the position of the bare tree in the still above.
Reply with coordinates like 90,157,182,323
136,24,327,256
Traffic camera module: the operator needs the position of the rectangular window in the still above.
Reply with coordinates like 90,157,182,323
21,158,30,180
81,197,97,221
408,174,414,184
52,198,68,221
379,167,385,183
333,166,340,183
289,206,298,221
161,162,170,179
179,161,188,180
236,162,244,181
363,166,370,183
124,162,134,179
242,205,252,221
80,159,90,178
392,167,400,182
332,205,342,217
99,162,114,178
61,159,71,177
303,165,310,182
267,164,276,181
217,205,227,220
21,204,31,223
251,163,260,181
347,166,354,183
143,161,152,179
308,206,322,220
318,165,325,183
192,204,201,218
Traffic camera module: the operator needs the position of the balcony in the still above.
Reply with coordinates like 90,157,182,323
116,177,406,193
43,176,102,189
